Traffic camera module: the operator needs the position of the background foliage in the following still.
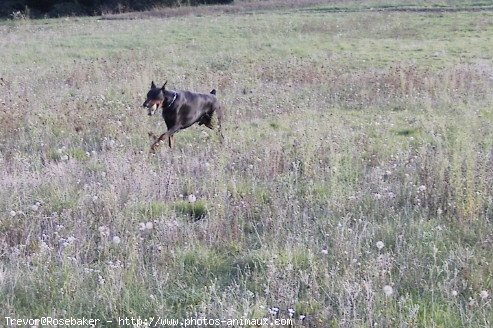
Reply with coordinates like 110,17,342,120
1,0,233,18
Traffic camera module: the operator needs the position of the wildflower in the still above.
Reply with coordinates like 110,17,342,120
92,195,98,202
376,241,385,250
299,315,306,321
383,285,394,297
39,241,50,252
417,185,427,192
452,290,458,297
30,204,39,212
268,307,279,315
288,308,295,317
10,210,16,217
139,222,154,231
187,194,197,203
60,154,69,161
98,226,110,237
321,248,329,255
112,236,121,245
480,290,489,300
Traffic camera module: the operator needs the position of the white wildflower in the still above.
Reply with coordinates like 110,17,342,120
383,285,394,297
139,222,154,231
112,236,121,245
376,241,385,250
480,290,489,300
187,194,197,203
98,226,110,237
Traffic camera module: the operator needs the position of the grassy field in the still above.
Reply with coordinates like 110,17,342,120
1,0,492,326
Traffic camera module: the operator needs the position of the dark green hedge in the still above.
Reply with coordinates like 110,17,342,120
1,0,234,18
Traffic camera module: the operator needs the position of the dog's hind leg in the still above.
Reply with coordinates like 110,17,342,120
216,106,224,143
201,114,214,130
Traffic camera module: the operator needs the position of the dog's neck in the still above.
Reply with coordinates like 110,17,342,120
163,91,177,110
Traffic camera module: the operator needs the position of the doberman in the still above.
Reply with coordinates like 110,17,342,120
143,81,224,153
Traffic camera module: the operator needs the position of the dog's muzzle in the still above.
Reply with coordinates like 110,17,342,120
147,104,158,116
143,101,159,116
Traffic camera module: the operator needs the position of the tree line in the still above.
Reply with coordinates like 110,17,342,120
1,0,233,18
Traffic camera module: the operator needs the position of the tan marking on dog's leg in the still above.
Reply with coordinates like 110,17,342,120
150,132,169,153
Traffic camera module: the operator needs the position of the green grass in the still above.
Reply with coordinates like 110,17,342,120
1,0,492,326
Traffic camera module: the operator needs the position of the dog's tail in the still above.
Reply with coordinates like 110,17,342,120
210,89,216,95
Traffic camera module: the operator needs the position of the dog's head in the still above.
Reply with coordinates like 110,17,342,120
143,81,167,116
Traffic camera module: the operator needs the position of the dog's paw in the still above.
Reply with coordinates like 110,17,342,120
150,141,161,153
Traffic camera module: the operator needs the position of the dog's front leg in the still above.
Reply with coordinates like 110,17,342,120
150,132,169,153
168,135,175,148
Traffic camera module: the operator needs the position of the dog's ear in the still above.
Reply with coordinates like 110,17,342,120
151,81,156,89
161,81,167,91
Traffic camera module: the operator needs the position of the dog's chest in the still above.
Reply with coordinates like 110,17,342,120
162,107,178,128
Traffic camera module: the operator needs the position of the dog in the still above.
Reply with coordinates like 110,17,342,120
143,81,224,153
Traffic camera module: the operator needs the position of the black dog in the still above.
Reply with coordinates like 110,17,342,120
143,81,224,152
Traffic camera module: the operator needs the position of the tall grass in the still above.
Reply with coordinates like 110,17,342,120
1,2,492,326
